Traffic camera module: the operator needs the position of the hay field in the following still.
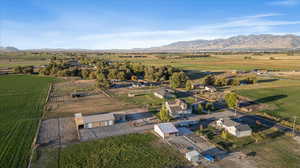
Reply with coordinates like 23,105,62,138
0,75,54,168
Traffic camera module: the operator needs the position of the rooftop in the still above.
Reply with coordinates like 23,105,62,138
156,123,178,134
186,150,200,157
236,124,252,131
222,118,240,127
83,113,115,123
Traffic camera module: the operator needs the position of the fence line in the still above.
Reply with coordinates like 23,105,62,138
27,83,53,168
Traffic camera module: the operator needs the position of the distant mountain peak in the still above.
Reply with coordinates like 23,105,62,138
0,46,19,52
152,34,300,52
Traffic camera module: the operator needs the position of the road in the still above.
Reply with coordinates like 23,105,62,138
79,109,299,142
234,110,300,136
79,110,237,141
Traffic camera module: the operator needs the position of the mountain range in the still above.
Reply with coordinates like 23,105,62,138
0,46,19,52
147,34,300,52
2,34,300,52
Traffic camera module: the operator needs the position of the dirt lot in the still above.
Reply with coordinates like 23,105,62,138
45,80,138,118
37,117,78,147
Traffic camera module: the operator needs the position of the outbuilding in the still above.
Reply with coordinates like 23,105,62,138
74,113,115,129
186,150,200,162
154,123,179,139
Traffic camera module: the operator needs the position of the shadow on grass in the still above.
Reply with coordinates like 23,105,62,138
240,94,287,107
185,70,225,80
257,78,279,83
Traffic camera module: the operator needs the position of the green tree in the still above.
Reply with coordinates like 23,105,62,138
108,69,118,80
205,103,214,113
13,66,23,74
185,80,193,90
159,104,171,122
117,71,126,80
225,92,239,109
203,75,215,86
214,77,227,86
232,78,241,86
170,72,187,88
81,69,90,79
221,130,228,140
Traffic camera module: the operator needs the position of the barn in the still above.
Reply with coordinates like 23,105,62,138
74,113,115,129
154,123,179,139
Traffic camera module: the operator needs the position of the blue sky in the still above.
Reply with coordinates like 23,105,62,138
1,0,300,49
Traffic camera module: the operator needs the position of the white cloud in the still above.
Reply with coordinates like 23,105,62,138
268,0,299,6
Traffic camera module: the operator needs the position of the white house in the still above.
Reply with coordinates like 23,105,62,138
186,150,200,162
204,86,217,93
216,118,252,137
165,99,192,118
154,123,179,139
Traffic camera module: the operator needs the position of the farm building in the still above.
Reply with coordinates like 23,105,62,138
154,88,175,99
186,150,200,162
204,86,217,93
154,123,179,139
216,118,252,137
165,99,192,118
74,113,115,129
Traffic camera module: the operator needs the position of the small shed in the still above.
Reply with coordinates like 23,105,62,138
186,150,200,162
154,123,179,139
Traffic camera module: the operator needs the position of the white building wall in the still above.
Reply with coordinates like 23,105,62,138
154,125,165,139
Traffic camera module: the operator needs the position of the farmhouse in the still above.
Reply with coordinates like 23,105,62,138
165,99,192,118
186,150,200,162
74,113,115,129
216,118,252,137
154,88,175,99
154,123,179,139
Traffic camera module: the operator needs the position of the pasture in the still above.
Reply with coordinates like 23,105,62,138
0,75,54,168
241,136,300,168
109,53,300,71
236,85,300,123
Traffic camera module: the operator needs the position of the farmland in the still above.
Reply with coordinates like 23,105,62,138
236,86,300,123
34,133,187,168
241,136,300,168
0,75,54,168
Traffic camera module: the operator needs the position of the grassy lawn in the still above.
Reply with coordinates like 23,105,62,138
115,92,164,110
0,75,54,168
236,86,300,123
57,133,186,168
197,125,284,152
241,136,300,168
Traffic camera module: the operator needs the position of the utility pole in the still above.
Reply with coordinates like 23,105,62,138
292,116,297,136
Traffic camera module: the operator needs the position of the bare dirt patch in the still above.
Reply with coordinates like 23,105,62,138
45,80,138,118
37,117,78,147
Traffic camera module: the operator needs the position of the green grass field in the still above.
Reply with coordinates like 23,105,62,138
236,86,300,123
57,133,186,168
115,92,163,109
0,75,54,168
241,136,300,168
